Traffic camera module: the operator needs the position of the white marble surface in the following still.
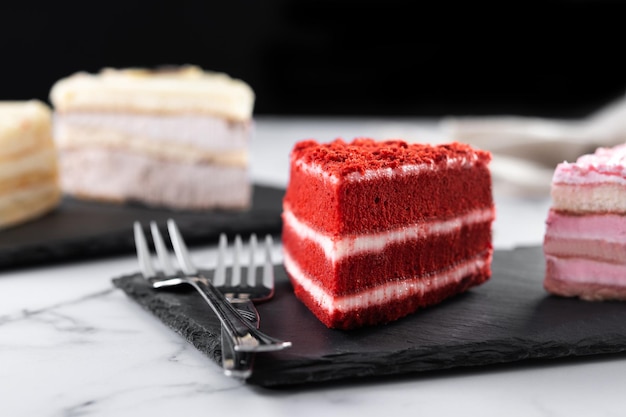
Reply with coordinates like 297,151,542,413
2,117,625,417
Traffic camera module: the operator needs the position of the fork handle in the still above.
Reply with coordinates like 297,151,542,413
184,277,291,352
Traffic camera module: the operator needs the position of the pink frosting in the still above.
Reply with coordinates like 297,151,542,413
545,255,626,286
544,210,626,243
552,143,626,185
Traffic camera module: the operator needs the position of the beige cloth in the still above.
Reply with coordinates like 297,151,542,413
440,94,626,196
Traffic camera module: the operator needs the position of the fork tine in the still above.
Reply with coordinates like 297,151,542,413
166,219,197,275
133,221,156,278
231,235,243,286
262,235,274,291
246,233,258,286
214,233,228,286
150,221,175,276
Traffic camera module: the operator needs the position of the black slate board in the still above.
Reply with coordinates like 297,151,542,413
0,185,284,270
113,245,626,388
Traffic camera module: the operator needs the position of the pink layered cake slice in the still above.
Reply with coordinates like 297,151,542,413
282,138,496,330
544,143,626,300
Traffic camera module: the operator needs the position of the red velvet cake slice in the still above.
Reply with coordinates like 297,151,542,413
281,138,495,329
544,143,626,300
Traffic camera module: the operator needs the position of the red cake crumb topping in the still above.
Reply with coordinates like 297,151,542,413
292,138,491,177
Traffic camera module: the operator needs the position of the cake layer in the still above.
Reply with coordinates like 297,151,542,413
284,248,492,329
50,66,255,122
284,142,493,235
0,100,53,159
0,183,60,229
545,255,626,300
59,149,250,210
0,148,58,183
282,208,493,295
551,183,626,213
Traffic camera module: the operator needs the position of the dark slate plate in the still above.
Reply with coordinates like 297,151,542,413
112,245,626,388
0,185,284,270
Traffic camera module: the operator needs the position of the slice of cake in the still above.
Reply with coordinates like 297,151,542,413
281,138,495,329
544,143,626,300
0,100,61,229
49,65,255,210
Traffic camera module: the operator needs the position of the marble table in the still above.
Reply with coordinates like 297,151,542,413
2,117,624,416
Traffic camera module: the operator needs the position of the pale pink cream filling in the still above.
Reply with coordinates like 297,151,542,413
544,237,626,265
545,255,626,286
544,210,626,243
59,148,250,209
54,112,252,151
544,212,626,279
283,248,489,313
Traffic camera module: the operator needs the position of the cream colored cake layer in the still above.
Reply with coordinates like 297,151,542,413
551,183,626,213
0,148,58,182
0,184,60,229
59,148,250,210
0,100,53,158
50,66,255,122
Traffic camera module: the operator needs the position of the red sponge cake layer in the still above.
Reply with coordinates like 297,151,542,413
285,139,493,236
282,138,495,330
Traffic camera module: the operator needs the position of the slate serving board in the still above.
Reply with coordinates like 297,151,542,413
113,245,626,388
0,185,284,270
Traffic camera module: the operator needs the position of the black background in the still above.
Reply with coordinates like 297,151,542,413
1,0,625,119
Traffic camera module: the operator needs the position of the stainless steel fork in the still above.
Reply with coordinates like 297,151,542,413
214,233,276,378
133,219,291,353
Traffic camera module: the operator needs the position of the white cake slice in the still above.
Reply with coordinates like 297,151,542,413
0,100,61,229
50,65,255,210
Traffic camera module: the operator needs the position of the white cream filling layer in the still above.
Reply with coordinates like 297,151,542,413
56,124,248,166
283,206,494,263
55,112,251,150
283,248,487,313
